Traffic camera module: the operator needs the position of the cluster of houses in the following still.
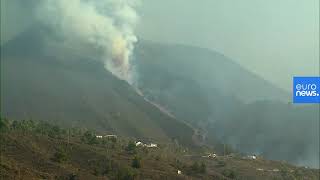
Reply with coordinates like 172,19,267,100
256,168,282,172
95,134,158,148
92,135,261,176
135,141,158,148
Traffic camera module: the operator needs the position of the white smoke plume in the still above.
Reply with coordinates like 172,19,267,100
36,0,140,83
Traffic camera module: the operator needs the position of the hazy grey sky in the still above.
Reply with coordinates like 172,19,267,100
136,0,319,90
0,0,35,44
1,0,319,90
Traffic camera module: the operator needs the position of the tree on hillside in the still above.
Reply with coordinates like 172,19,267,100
0,117,9,132
131,156,141,168
12,119,36,132
81,131,98,144
125,141,136,153
200,162,206,173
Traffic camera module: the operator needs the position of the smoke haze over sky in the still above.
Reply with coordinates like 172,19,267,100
1,0,319,90
136,0,319,91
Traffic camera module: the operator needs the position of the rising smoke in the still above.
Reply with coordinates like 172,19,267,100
36,0,140,83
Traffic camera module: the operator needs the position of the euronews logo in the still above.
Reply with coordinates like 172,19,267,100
295,84,319,97
293,77,320,103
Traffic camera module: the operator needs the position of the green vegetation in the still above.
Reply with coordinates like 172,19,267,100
0,118,319,180
0,117,9,132
187,161,206,175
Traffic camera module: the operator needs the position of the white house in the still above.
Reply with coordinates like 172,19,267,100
202,153,217,158
135,141,144,146
146,143,158,148
248,155,257,160
105,135,117,138
208,153,217,158
135,141,158,148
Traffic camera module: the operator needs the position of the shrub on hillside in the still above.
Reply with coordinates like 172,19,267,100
216,160,226,167
187,161,206,175
52,148,69,163
116,167,136,180
222,169,237,179
200,162,206,173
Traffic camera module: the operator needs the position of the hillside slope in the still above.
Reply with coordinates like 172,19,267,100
0,28,194,145
134,41,289,103
1,120,319,180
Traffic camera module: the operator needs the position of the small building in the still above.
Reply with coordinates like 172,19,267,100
202,153,217,158
146,143,158,148
104,135,117,138
248,155,257,160
135,141,144,146
177,170,182,175
135,141,158,148
96,134,117,141
208,153,217,158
